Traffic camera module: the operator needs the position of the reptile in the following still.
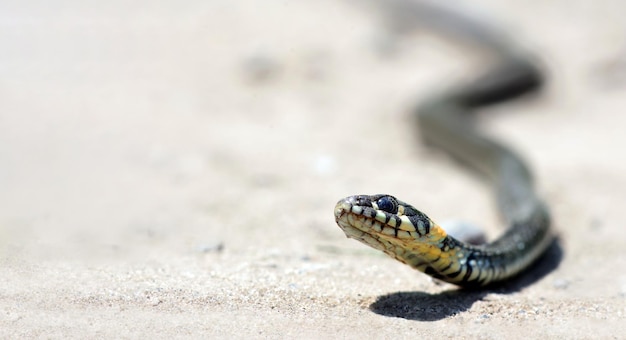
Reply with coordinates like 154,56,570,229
333,0,554,287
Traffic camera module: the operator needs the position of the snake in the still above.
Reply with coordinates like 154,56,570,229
333,1,554,287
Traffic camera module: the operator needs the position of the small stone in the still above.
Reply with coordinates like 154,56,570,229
197,242,224,253
440,220,487,245
552,278,570,290
242,52,281,83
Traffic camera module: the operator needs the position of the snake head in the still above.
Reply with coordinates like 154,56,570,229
334,194,458,276
334,194,447,246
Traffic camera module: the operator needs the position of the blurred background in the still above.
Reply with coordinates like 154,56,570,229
1,0,625,337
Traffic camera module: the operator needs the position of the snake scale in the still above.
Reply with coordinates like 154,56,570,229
334,1,554,287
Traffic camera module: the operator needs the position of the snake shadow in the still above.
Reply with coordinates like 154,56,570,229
369,237,563,321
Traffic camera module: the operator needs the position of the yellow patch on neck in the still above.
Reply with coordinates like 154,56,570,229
428,223,448,241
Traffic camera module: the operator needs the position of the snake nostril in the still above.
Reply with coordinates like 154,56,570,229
355,195,372,207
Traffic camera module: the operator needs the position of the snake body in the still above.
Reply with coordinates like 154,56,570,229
334,1,553,287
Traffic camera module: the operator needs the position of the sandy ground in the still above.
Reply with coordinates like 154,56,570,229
2,0,626,338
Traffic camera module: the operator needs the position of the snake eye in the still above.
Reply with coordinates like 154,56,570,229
376,196,398,214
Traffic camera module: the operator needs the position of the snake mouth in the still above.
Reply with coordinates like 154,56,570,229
334,197,398,253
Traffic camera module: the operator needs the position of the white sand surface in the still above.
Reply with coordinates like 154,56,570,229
1,0,625,338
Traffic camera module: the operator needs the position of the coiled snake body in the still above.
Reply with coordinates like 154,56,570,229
334,1,554,287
